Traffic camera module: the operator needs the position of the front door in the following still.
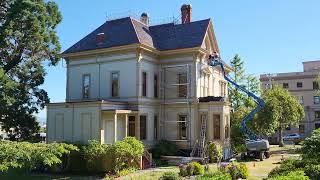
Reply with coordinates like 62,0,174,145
128,116,135,137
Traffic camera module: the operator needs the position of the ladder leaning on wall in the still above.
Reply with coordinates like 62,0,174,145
190,115,207,158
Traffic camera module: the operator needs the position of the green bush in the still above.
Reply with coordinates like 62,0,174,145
117,167,136,177
189,162,204,175
113,137,144,171
268,170,309,180
221,162,249,180
196,170,232,180
268,158,303,177
305,164,320,179
179,164,188,177
83,140,113,173
159,171,181,180
301,128,320,162
151,140,178,159
205,141,223,162
0,141,78,172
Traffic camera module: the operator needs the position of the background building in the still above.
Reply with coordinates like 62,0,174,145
260,60,320,143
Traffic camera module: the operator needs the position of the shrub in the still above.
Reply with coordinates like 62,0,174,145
0,141,78,172
268,158,303,177
305,164,320,179
151,140,178,159
196,170,232,180
221,162,249,180
117,167,136,177
113,137,144,171
179,164,188,177
186,163,194,176
205,141,223,163
301,128,320,162
189,162,204,175
159,172,181,180
82,140,113,173
268,170,309,180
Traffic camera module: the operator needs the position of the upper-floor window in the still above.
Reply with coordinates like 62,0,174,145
313,81,319,90
314,96,320,104
82,74,90,99
297,82,303,88
283,83,289,89
315,111,320,119
178,73,187,97
111,72,119,97
142,72,147,97
154,74,158,98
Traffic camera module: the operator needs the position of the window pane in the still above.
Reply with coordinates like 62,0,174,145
178,115,187,140
297,82,303,88
154,115,158,140
313,81,319,90
299,124,305,133
315,111,320,119
140,115,147,140
142,72,147,96
314,96,320,104
154,74,158,98
111,72,119,97
283,83,289,89
83,75,90,99
178,73,187,97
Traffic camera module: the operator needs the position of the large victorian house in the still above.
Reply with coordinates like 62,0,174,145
47,4,232,157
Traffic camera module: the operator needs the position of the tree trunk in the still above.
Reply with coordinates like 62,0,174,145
278,126,284,147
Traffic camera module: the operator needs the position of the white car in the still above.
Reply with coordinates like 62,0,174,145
283,133,301,142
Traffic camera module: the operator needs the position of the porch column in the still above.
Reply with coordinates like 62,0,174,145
114,113,117,143
125,114,128,137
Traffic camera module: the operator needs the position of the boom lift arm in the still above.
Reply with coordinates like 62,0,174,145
208,53,265,141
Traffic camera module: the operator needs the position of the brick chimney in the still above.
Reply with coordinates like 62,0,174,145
181,4,192,24
140,12,149,25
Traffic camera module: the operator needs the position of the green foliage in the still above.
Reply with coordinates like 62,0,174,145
304,164,320,179
205,141,223,162
268,170,309,180
0,141,78,172
230,107,250,149
196,170,232,180
117,167,136,177
221,162,249,180
0,0,62,140
159,172,181,180
151,140,178,159
256,85,305,146
189,162,204,175
301,128,320,162
179,164,188,177
268,158,304,178
83,140,113,173
113,137,144,171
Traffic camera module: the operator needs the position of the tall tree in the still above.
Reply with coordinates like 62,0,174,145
0,0,62,140
229,54,246,110
256,85,305,147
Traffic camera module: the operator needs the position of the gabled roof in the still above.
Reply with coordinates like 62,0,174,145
63,17,211,54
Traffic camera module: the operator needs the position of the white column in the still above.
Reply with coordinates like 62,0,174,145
125,114,128,137
114,113,117,143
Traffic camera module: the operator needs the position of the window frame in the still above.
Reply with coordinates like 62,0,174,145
299,124,305,133
82,74,91,99
283,83,289,89
178,72,187,98
111,71,120,97
140,115,147,140
314,96,320,104
142,72,147,97
154,115,158,140
177,114,188,140
313,81,319,90
154,74,158,98
315,111,320,119
297,82,303,88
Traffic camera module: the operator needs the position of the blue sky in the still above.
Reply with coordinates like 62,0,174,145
38,0,320,122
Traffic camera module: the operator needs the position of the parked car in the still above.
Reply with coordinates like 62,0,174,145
283,133,301,143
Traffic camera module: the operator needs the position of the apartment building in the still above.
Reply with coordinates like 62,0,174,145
260,60,320,142
46,5,232,157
